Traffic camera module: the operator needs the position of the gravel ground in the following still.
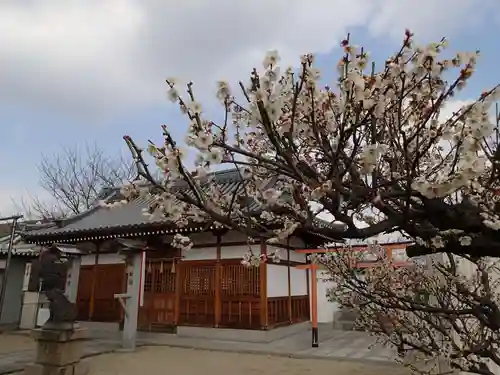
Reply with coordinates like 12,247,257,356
0,334,34,353
88,347,411,375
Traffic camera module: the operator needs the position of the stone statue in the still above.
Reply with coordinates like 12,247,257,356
29,245,77,327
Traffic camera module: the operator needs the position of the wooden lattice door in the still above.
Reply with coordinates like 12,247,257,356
178,262,216,326
220,262,261,328
76,264,125,322
138,260,176,332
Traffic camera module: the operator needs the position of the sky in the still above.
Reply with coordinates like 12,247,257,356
1,0,500,217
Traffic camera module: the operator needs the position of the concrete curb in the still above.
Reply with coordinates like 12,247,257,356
135,342,404,368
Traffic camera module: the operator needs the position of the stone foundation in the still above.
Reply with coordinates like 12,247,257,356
24,326,89,375
177,321,310,343
333,308,358,330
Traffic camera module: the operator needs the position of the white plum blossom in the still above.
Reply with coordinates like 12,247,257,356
188,101,203,114
263,50,280,69
359,144,389,174
322,244,500,375
216,81,231,102
122,31,500,260
205,148,223,164
431,235,445,249
262,188,281,204
270,249,281,263
171,234,193,251
194,133,214,150
167,87,179,103
118,32,500,374
241,252,262,267
459,236,472,246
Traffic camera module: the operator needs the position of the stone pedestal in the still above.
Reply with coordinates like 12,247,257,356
24,326,89,375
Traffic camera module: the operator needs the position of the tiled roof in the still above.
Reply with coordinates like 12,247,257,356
0,235,40,257
0,234,85,257
326,232,413,248
22,168,341,241
22,169,251,238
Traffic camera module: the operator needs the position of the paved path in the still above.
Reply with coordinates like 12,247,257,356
135,329,397,363
0,325,400,374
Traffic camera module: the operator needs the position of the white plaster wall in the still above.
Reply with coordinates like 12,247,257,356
266,245,283,260
221,245,257,259
19,291,39,329
221,231,249,243
183,247,216,261
266,247,306,264
172,230,308,263
164,230,248,247
81,253,124,266
266,248,307,297
173,230,256,261
267,264,289,297
313,271,340,323
289,250,307,263
290,267,307,295
183,244,259,261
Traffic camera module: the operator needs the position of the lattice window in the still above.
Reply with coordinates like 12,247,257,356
144,268,153,292
154,263,175,293
144,261,175,293
221,264,260,297
182,265,215,296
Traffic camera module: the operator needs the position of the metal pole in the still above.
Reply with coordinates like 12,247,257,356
0,215,23,321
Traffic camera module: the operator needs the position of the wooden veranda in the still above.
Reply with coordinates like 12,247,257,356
137,255,309,332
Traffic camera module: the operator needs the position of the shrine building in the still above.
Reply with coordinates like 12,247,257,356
22,169,337,337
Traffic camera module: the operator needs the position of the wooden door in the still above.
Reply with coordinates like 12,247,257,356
76,263,125,322
138,260,176,332
178,261,216,327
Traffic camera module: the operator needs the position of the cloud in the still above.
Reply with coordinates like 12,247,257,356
1,0,497,121
367,0,496,39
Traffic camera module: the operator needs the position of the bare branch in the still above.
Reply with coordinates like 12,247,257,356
16,142,134,219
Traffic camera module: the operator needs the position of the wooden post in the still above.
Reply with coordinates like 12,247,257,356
138,251,146,308
259,239,268,329
297,262,319,347
310,263,319,347
89,244,100,320
174,250,181,325
287,249,292,323
214,234,222,327
305,265,310,320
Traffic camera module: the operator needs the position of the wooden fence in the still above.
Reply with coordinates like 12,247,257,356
178,260,262,329
267,295,310,326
